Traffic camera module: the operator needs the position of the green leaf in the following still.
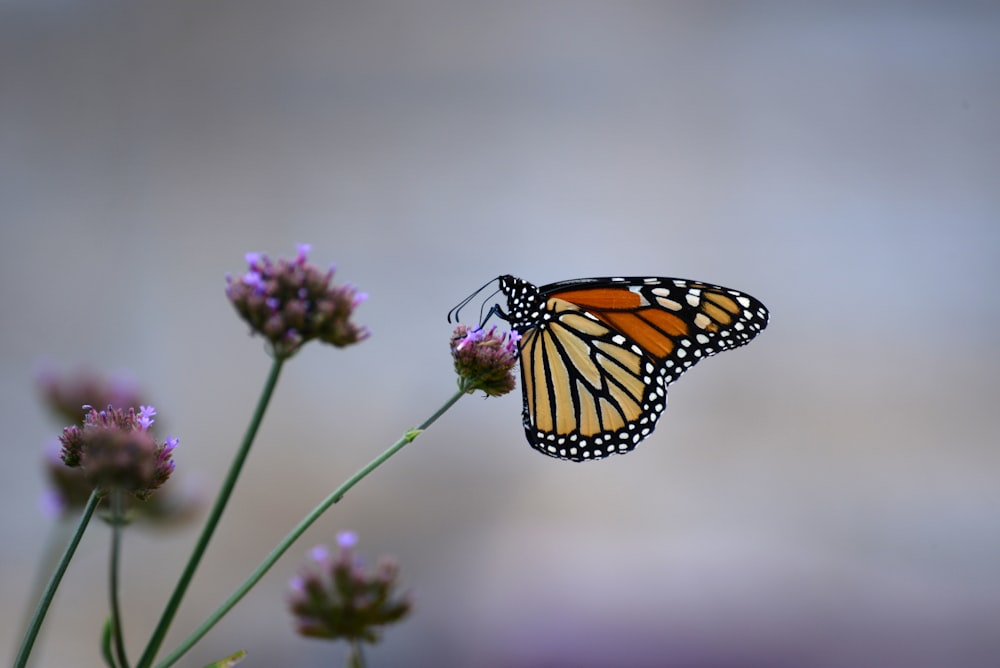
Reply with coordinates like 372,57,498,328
100,617,117,668
202,649,247,667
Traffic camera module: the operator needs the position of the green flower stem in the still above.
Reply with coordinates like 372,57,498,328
109,490,130,668
347,640,366,668
14,513,76,668
153,384,469,668
136,357,285,668
14,489,102,668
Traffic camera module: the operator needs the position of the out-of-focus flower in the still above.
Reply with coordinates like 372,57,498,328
41,439,202,525
225,245,369,359
58,405,177,501
36,367,199,524
37,364,147,426
288,532,411,644
450,324,520,396
41,441,94,515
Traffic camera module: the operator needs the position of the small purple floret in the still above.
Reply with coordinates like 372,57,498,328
137,405,157,431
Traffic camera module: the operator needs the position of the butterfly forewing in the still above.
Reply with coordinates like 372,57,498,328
497,275,768,461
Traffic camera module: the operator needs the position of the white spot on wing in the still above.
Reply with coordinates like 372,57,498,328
656,297,683,311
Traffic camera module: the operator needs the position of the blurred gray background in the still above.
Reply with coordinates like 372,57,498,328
2,2,999,667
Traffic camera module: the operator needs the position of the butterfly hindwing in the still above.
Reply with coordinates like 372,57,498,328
498,275,769,461
516,299,667,460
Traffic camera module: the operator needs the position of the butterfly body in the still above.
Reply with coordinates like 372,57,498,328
494,275,768,461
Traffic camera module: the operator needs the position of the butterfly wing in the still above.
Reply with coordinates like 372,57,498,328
508,276,768,461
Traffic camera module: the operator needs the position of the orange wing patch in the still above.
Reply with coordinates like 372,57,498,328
638,308,689,337
702,291,741,325
551,286,642,310
586,310,682,359
550,286,691,360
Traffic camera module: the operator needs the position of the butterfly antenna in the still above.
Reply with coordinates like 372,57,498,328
447,277,500,323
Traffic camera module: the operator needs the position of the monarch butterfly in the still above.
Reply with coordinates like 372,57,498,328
453,275,769,461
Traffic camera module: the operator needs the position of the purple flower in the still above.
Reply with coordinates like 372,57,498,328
36,364,148,426
310,545,332,562
450,325,520,397
35,370,200,523
137,405,156,431
58,405,178,500
225,246,370,359
39,488,66,519
455,327,485,351
242,271,265,290
288,533,411,644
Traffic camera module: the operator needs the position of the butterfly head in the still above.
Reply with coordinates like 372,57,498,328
497,275,543,331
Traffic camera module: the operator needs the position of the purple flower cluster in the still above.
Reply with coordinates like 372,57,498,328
36,367,199,522
37,365,146,426
225,244,369,359
450,324,521,396
41,441,96,515
58,405,177,501
288,532,411,643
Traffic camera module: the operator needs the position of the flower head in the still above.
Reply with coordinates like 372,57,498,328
450,325,520,397
37,365,147,425
41,441,95,516
58,405,177,501
288,533,411,644
41,441,200,524
225,246,369,359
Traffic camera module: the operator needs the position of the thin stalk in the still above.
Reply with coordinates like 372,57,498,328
14,489,102,668
136,357,285,668
14,510,76,668
153,385,469,668
109,490,130,668
347,640,366,668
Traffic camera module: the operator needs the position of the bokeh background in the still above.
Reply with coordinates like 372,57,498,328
2,3,999,667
